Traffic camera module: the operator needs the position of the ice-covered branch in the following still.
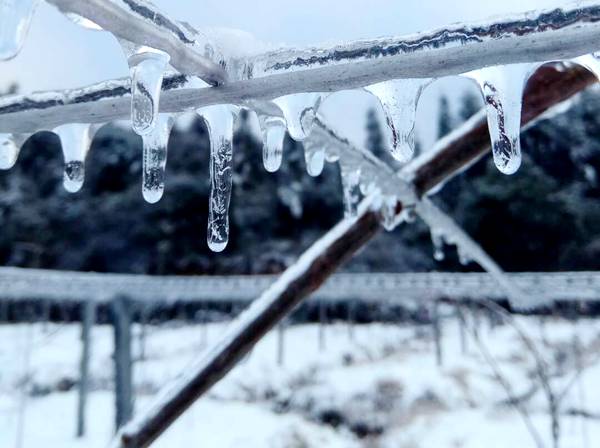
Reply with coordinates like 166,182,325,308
3,2,600,133
45,0,226,85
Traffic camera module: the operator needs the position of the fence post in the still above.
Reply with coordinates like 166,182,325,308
276,320,286,366
318,301,327,352
347,300,356,341
432,300,443,367
77,301,96,438
455,303,468,355
112,296,134,431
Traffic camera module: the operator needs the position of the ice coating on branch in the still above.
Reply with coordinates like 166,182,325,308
0,0,37,60
273,93,325,141
365,79,430,163
65,13,103,31
199,105,237,252
303,140,325,177
261,117,285,173
54,124,93,193
0,133,27,170
124,45,171,136
339,161,362,218
142,114,173,204
573,54,600,81
465,63,537,175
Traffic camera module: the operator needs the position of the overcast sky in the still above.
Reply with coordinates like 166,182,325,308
0,0,571,148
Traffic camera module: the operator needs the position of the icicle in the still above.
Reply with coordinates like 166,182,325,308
0,0,38,60
0,133,26,170
198,105,237,252
124,45,170,136
273,93,325,141
365,79,430,163
464,63,537,175
142,114,173,203
261,117,286,173
431,228,445,262
54,124,93,193
303,140,325,177
457,246,472,266
339,161,362,218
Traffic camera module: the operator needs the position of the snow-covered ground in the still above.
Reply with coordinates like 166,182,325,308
1,309,599,448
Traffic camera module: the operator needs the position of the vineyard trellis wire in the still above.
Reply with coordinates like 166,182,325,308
2,0,600,447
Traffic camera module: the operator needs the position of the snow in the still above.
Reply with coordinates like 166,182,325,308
1,311,599,447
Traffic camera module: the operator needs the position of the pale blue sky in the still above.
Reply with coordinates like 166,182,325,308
0,0,571,148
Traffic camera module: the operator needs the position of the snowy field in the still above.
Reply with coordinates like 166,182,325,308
1,310,599,448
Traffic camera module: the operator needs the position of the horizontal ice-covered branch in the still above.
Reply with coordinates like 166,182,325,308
3,1,600,134
46,0,227,85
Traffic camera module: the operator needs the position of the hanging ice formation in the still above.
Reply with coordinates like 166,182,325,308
0,0,38,60
303,139,326,177
273,93,326,141
339,160,362,218
142,115,174,204
0,133,27,170
53,124,94,193
365,79,431,163
261,116,286,173
123,44,171,136
464,63,537,175
198,105,238,252
430,228,445,262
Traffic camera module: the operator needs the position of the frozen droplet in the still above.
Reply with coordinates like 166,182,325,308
126,47,170,136
262,117,286,173
142,115,173,204
273,93,325,141
365,79,430,163
303,140,325,177
574,54,600,81
0,0,38,60
54,124,93,193
0,133,25,170
198,105,237,252
457,246,472,266
339,161,362,218
465,63,537,175
65,13,103,30
431,229,445,262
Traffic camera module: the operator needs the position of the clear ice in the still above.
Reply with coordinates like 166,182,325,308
430,228,445,262
142,114,173,204
198,105,237,252
339,160,362,218
126,46,171,136
261,116,286,173
365,79,430,163
303,140,325,177
0,0,38,60
574,54,600,81
65,13,103,31
273,93,325,141
465,63,537,175
54,124,93,193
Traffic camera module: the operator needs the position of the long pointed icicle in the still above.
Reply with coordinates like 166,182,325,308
199,105,237,253
0,133,27,170
465,63,537,175
142,114,173,204
0,0,38,60
126,46,170,136
261,117,286,173
365,79,430,163
273,93,325,141
339,160,362,218
54,123,93,193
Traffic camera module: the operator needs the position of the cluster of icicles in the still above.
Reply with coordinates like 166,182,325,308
4,1,600,255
